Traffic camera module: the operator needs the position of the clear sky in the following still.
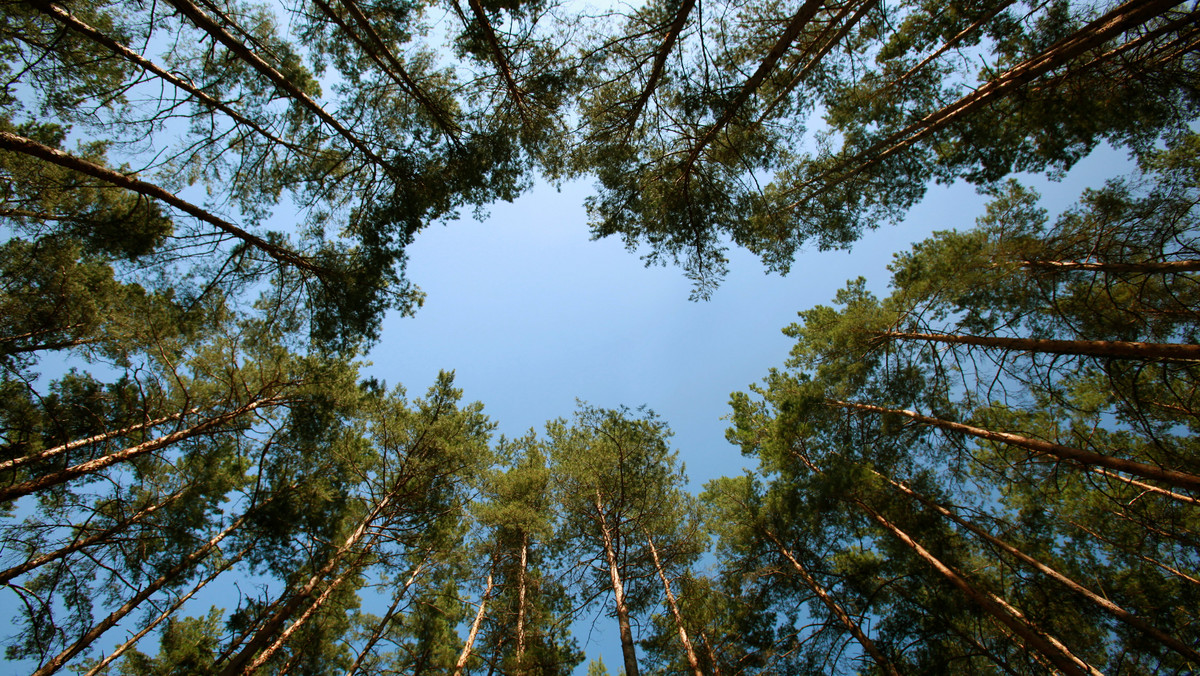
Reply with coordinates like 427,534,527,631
366,144,1133,672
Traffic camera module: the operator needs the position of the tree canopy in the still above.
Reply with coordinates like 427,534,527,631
1,0,1197,673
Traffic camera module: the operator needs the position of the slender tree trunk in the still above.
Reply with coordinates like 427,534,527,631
343,556,429,676
766,532,899,676
621,0,696,131
514,531,529,673
1087,467,1200,507
453,565,497,676
81,544,251,676
162,0,391,169
829,399,1200,491
786,0,1180,208
877,329,1200,362
1,335,104,355
1020,259,1200,274
1068,519,1200,586
0,408,199,473
217,490,398,676
0,395,286,503
857,501,1102,676
680,0,824,178
887,0,1016,91
0,132,324,275
758,0,881,123
645,534,704,676
0,485,188,584
884,474,1200,664
34,2,303,152
30,514,246,676
462,0,530,118
699,631,721,676
596,494,640,676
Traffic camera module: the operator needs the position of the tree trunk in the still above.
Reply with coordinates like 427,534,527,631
452,565,497,676
162,0,390,169
645,534,704,676
514,531,529,673
679,0,824,178
765,532,900,676
883,474,1200,664
0,395,286,503
1086,467,1200,507
81,544,251,676
877,330,1200,362
596,494,640,676
829,399,1200,491
343,556,429,676
0,408,198,473
462,0,530,119
621,0,696,131
0,132,325,276
34,2,302,152
857,501,1102,676
787,0,1180,208
1020,259,1200,274
217,489,398,676
30,513,247,676
0,485,188,584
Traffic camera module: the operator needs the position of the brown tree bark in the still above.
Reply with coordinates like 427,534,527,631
621,0,697,132
0,485,188,584
883,474,1200,665
829,399,1200,491
514,531,529,673
596,493,640,676
645,534,704,676
0,131,326,275
679,0,824,177
162,0,390,168
461,0,530,119
452,565,497,676
81,543,252,676
877,329,1200,362
0,408,198,474
766,531,899,676
34,2,303,152
1020,259,1200,274
30,513,247,676
856,501,1103,676
0,395,286,503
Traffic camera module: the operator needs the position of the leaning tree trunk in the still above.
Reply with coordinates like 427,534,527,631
645,534,704,676
1020,259,1200,274
829,399,1200,491
882,473,1200,665
0,407,198,473
0,395,286,503
765,531,900,676
452,563,497,676
0,132,324,276
876,330,1200,362
342,555,429,676
856,500,1103,676
31,513,247,676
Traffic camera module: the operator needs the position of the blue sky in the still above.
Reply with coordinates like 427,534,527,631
367,144,1133,672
